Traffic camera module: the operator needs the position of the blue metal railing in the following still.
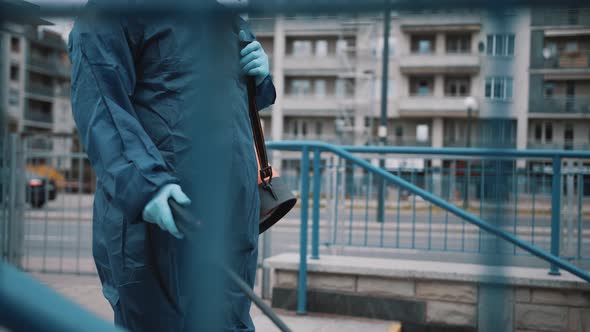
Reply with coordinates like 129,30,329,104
266,141,590,314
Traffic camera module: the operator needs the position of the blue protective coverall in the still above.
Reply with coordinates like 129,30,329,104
67,1,276,331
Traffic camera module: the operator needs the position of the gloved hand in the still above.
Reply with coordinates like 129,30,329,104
142,184,191,239
239,30,270,87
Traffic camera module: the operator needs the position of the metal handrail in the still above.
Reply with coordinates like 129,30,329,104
267,140,590,313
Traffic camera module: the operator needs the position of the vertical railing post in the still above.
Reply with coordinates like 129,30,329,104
549,156,562,275
297,146,310,314
311,148,321,260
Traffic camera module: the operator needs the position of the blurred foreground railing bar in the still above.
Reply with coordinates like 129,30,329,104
3,0,590,18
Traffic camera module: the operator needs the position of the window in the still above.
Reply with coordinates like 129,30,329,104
8,88,19,106
534,124,542,141
410,76,434,96
545,123,553,142
291,79,311,96
486,34,515,56
335,79,347,97
336,39,348,56
315,40,328,57
292,40,312,56
315,122,323,136
314,79,326,97
444,76,470,96
565,41,579,53
10,65,19,81
302,122,308,137
446,34,471,53
374,37,395,57
373,79,395,99
543,82,555,97
484,77,513,101
411,35,435,54
416,125,429,143
395,126,403,139
10,37,20,53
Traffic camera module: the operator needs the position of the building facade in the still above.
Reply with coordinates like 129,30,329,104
1,15,74,153
249,7,588,155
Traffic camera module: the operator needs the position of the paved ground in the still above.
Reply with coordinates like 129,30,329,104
32,272,395,332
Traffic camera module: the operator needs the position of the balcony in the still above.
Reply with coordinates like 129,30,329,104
528,141,590,151
529,96,590,115
26,83,55,99
531,8,590,26
24,109,53,124
399,53,480,74
27,55,70,78
283,55,355,74
398,96,474,117
537,50,590,73
283,95,354,116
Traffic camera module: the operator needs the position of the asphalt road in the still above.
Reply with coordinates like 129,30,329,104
16,193,590,274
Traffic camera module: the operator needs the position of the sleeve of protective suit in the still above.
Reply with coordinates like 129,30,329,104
68,14,179,222
255,75,276,111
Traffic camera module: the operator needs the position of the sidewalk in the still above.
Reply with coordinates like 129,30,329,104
32,272,395,332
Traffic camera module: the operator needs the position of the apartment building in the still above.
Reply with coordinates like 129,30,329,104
248,8,541,153
1,1,74,153
528,7,590,151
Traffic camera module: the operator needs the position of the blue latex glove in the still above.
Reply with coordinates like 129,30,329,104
142,184,191,239
239,30,270,87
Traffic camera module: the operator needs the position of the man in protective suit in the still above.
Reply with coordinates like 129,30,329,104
68,1,275,331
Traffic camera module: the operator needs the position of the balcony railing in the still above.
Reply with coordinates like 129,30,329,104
399,53,480,73
27,55,71,77
541,50,590,70
528,141,590,151
283,95,355,115
26,83,55,98
532,8,590,26
24,109,53,124
398,96,474,114
283,54,356,72
530,96,590,114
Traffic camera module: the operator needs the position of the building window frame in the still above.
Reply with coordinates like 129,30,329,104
484,77,513,101
486,34,515,56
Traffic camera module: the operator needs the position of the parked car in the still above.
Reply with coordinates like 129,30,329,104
26,172,57,208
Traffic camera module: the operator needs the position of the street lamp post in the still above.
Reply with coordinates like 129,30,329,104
463,96,478,209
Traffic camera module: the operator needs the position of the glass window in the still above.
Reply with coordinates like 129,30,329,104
485,79,492,97
395,126,403,138
446,34,471,53
315,40,328,57
534,124,542,141
410,76,433,96
545,123,553,142
302,122,308,137
293,40,312,56
411,35,435,54
418,80,430,96
10,37,20,53
375,37,396,57
565,41,579,53
445,76,470,96
486,35,493,55
485,77,513,101
314,79,326,97
8,88,19,106
315,122,322,136
335,79,346,97
496,35,505,55
10,65,19,81
291,79,311,95
543,82,555,97
507,35,515,55
487,34,515,56
505,78,513,99
336,39,348,56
